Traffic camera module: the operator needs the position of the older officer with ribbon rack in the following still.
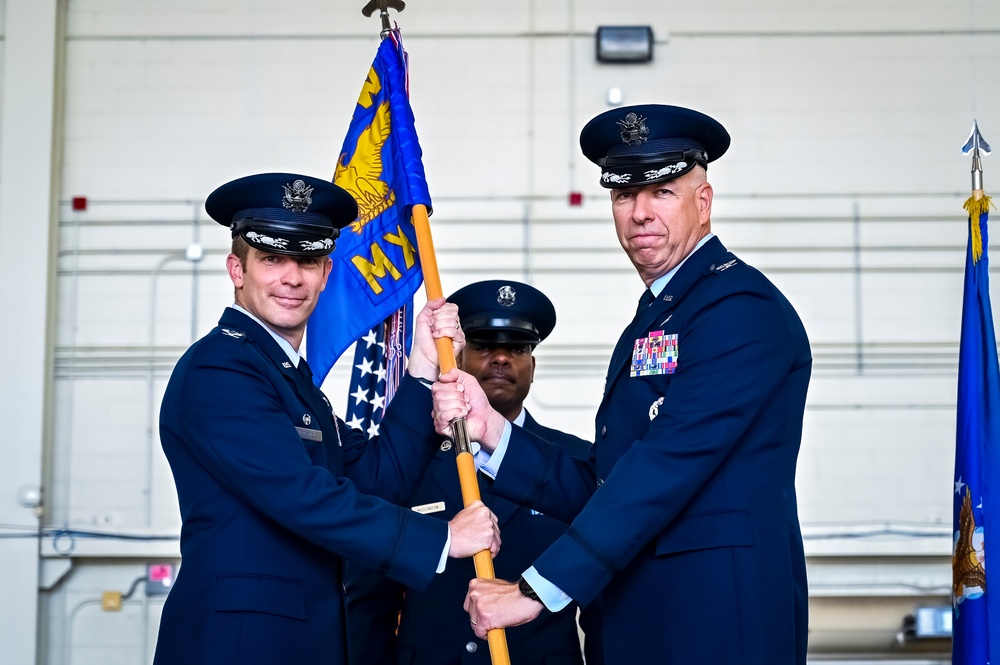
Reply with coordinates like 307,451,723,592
432,105,812,664
153,173,500,665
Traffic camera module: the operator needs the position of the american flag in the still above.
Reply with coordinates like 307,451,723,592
344,307,410,438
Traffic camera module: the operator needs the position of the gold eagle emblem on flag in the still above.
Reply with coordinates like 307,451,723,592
953,487,986,606
335,89,396,234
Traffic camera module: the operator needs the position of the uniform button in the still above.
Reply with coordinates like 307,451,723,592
466,641,478,653
601,425,607,437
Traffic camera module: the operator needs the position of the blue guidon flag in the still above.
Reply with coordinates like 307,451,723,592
306,29,429,388
953,120,997,665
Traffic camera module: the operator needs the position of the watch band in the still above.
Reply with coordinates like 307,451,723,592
517,576,541,602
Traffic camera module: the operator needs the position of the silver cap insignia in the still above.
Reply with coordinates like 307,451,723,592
282,179,314,213
497,285,516,307
618,112,649,146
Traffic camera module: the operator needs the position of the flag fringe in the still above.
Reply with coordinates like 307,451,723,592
964,194,994,264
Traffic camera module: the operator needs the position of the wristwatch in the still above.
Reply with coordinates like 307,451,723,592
517,576,541,602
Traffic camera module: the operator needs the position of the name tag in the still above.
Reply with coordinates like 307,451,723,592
412,501,446,515
295,427,322,442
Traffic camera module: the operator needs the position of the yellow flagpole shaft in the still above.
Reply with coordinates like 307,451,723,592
411,203,511,664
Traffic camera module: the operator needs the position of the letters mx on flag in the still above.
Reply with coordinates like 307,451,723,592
307,30,430,386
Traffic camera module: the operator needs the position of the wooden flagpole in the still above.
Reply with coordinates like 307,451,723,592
411,202,511,664
359,3,511,659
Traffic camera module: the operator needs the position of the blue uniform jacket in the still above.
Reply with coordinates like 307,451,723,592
153,308,448,665
345,412,602,665
488,237,811,664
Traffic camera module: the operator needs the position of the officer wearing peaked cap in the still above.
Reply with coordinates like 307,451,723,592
346,280,603,665
154,173,501,665
204,172,359,256
433,106,812,664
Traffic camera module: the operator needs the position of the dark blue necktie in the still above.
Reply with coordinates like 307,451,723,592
636,288,655,315
610,289,656,372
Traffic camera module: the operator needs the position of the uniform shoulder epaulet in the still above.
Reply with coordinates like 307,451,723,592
708,257,740,274
216,327,247,341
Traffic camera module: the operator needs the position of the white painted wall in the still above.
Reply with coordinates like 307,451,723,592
0,0,995,662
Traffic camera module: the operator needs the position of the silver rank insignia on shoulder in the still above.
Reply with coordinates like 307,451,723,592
220,328,243,338
649,396,665,420
302,414,312,426
440,440,453,452
713,259,738,272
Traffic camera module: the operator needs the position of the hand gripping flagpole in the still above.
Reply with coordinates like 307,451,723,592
360,3,512,663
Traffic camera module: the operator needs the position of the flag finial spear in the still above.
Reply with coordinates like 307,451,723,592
963,120,992,200
362,0,405,38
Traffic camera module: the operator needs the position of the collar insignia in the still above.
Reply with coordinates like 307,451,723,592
618,112,649,146
282,179,314,213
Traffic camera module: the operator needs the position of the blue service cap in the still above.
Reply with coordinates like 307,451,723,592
449,280,556,345
580,104,730,189
205,172,358,256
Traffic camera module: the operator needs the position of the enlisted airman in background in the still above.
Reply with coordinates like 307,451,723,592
347,279,601,665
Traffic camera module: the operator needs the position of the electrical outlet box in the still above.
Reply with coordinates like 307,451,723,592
101,591,122,611
146,563,175,596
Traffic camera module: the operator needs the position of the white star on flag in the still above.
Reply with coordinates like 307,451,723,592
355,357,374,377
351,386,369,405
345,313,410,449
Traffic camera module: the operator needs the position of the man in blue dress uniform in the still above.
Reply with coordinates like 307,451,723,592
432,106,812,664
153,173,501,665
345,280,602,665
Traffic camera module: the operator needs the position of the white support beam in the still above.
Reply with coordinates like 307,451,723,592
0,1,59,663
